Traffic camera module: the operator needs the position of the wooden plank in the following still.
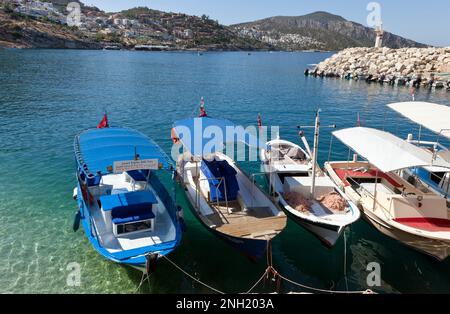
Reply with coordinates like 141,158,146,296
216,215,286,238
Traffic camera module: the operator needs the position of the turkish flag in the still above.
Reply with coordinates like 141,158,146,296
97,113,109,129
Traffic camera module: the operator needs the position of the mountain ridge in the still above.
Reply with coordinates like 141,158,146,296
0,2,429,51
230,11,428,51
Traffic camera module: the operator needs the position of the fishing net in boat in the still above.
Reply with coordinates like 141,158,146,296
284,192,312,214
317,192,347,212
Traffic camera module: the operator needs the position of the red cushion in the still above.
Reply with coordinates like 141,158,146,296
334,168,403,188
394,218,450,232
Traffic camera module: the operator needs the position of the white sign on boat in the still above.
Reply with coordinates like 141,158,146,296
113,159,159,173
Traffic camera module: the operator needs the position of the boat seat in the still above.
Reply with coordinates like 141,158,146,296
126,170,149,182
100,190,157,223
112,212,155,225
201,159,240,202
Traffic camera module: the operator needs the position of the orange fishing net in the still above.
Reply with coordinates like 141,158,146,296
284,191,347,214
284,192,312,214
317,192,347,212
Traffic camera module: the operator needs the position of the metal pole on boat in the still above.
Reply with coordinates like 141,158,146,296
298,110,336,198
310,110,320,198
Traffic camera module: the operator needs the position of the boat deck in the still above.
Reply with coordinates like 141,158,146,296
206,202,286,238
89,173,177,253
187,157,286,239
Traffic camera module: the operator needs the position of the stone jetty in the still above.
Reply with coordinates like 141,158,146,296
312,47,450,90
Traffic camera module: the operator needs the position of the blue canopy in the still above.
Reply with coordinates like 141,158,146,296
173,117,264,156
74,127,171,179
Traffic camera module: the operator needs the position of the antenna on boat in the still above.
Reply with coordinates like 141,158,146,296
298,109,336,198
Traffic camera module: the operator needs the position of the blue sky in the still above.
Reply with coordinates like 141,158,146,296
82,0,450,46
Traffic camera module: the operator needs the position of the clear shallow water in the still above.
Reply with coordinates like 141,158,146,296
0,49,449,294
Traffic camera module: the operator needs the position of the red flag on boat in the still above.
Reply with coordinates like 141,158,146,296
97,113,109,129
257,113,262,129
171,128,180,144
199,97,207,117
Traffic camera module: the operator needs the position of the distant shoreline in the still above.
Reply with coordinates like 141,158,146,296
0,45,336,53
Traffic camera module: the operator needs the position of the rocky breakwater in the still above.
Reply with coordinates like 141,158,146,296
313,47,450,90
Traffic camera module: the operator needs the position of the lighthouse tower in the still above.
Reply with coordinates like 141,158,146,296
374,23,384,48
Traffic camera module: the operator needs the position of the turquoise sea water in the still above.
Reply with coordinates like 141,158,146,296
0,49,449,294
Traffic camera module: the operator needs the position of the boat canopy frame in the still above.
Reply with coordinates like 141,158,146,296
387,102,450,142
332,127,450,173
74,127,173,186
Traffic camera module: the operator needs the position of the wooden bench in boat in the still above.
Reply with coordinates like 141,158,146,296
216,215,286,238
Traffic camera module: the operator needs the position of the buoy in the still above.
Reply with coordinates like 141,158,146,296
73,210,81,232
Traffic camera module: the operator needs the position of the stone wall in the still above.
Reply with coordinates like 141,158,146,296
315,47,450,89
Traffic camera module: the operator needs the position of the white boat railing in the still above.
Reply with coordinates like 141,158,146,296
408,139,448,152
345,176,394,221
196,176,231,218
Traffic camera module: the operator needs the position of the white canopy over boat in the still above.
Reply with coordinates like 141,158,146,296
387,102,450,139
333,127,450,173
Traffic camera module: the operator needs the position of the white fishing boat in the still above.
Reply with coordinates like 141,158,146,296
260,112,360,247
387,101,450,200
325,127,450,260
172,117,287,260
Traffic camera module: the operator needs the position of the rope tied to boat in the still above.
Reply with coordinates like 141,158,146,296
158,243,374,295
161,255,226,294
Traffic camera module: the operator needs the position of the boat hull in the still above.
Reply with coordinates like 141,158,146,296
281,201,343,247
76,184,181,274
264,172,347,247
361,208,450,261
324,161,450,261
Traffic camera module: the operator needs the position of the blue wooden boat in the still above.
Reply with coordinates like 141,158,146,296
73,127,182,273
172,117,287,261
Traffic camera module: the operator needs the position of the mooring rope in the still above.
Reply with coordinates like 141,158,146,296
161,255,226,294
242,269,269,294
276,272,373,294
160,244,373,295
135,272,152,293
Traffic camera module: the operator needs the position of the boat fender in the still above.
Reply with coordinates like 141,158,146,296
146,253,158,274
73,210,81,232
177,206,187,232
72,187,78,200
